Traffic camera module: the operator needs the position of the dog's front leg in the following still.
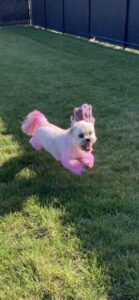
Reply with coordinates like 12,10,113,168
61,158,85,175
79,152,94,168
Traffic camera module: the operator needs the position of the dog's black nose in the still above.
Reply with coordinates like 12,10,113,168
86,138,90,143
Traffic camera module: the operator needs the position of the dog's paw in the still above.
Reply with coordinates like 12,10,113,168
61,158,85,175
72,163,85,175
81,153,94,168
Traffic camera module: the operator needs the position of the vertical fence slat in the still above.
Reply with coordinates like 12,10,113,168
62,0,65,33
45,0,63,32
126,0,139,49
88,0,91,38
90,0,127,46
123,0,130,48
31,0,45,28
64,0,89,37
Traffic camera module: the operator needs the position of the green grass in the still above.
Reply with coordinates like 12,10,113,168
0,27,139,300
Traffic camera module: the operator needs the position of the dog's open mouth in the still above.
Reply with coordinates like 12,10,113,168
81,143,90,152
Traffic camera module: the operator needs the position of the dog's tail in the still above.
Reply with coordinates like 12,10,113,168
21,110,48,136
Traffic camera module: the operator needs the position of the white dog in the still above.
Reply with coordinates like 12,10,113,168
21,104,97,175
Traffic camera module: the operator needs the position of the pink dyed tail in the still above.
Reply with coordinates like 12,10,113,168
21,110,48,136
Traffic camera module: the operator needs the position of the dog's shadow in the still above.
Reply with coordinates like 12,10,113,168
0,149,92,216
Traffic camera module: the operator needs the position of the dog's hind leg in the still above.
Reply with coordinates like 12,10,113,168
29,137,42,150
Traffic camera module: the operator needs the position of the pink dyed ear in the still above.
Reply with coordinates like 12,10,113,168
74,107,84,121
70,107,82,124
71,103,95,123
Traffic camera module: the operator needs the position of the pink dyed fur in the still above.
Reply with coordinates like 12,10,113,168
29,136,42,150
71,103,95,124
21,110,47,136
62,152,94,175
80,151,94,168
61,158,85,175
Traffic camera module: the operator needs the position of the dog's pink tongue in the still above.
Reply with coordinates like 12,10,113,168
83,143,90,151
86,145,90,151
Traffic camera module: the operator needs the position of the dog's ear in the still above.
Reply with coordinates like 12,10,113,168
71,104,95,123
70,107,83,123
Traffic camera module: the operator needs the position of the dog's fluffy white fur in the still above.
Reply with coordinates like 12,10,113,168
21,110,97,175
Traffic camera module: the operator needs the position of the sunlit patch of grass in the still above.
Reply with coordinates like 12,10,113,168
0,203,108,300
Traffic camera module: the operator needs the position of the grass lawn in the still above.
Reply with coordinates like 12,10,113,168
0,27,139,300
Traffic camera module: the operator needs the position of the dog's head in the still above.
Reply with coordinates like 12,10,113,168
69,120,97,152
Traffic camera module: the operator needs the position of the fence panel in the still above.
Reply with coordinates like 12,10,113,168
45,0,63,32
126,0,139,49
0,0,30,26
64,0,89,37
90,0,127,46
31,0,46,28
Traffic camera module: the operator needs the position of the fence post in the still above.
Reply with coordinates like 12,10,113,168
44,0,47,28
28,0,32,25
124,0,130,48
62,0,65,34
88,0,91,39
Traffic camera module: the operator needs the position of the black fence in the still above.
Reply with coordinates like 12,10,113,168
0,0,139,50
31,0,139,49
0,0,30,26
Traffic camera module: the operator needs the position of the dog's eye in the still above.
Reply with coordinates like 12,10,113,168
79,133,84,138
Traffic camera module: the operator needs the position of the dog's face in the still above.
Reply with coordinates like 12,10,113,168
70,120,97,152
